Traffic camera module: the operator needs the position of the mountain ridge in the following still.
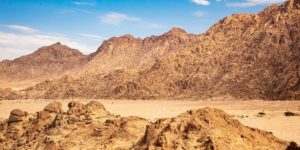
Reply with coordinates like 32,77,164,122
1,0,300,100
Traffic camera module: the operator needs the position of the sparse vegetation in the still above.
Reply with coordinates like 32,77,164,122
257,112,266,117
284,111,298,117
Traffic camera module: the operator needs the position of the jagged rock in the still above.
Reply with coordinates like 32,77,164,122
44,101,63,113
67,101,86,116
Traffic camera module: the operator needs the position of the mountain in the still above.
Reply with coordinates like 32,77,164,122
70,27,198,76
0,42,87,89
5,0,300,100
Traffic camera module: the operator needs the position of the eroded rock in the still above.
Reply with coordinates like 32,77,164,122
44,101,63,113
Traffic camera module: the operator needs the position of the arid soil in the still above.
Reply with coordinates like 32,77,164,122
0,99,299,146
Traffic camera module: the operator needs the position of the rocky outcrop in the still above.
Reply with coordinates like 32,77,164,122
135,108,287,150
0,88,18,100
0,101,292,149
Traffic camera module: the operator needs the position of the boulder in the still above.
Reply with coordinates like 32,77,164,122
10,109,25,117
67,101,86,116
85,100,106,112
44,101,63,113
8,109,25,123
68,101,83,108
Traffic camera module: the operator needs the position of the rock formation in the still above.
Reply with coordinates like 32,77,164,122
135,108,287,150
12,0,300,100
0,101,292,149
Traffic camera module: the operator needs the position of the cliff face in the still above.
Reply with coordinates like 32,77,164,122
6,0,300,100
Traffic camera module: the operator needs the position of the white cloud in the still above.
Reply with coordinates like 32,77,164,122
100,12,164,29
77,33,105,40
192,0,210,6
6,25,39,33
193,11,205,17
100,12,140,25
227,0,285,7
73,1,95,6
0,32,95,60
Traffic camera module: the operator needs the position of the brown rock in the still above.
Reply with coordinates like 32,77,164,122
37,111,50,120
8,109,25,123
12,130,23,140
85,100,106,111
67,101,85,116
68,100,82,108
135,108,288,150
10,109,25,117
8,115,23,123
44,101,63,113
44,141,58,150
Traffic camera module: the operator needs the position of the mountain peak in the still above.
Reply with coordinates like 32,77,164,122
120,34,135,39
26,43,86,61
52,42,62,46
164,27,187,35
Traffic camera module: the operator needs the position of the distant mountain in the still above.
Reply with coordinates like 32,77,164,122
0,42,87,89
4,0,300,100
70,27,198,76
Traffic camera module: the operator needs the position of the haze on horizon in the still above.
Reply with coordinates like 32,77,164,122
0,0,285,60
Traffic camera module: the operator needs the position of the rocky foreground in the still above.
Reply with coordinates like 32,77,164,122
0,101,299,150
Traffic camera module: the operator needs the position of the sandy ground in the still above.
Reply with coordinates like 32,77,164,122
0,99,299,144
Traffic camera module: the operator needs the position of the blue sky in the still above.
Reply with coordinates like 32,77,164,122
0,0,285,60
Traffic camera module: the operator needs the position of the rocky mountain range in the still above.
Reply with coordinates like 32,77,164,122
0,0,299,100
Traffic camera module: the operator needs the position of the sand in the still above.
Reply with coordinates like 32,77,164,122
0,99,299,144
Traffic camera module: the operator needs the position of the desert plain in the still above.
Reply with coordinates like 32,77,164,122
0,99,299,144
